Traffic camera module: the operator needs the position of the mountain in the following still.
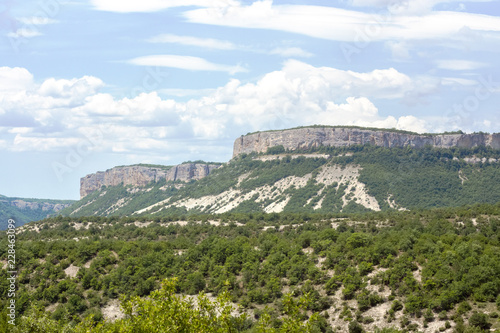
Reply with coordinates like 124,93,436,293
0,196,74,229
61,126,500,218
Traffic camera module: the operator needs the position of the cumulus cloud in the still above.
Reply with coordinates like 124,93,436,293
0,67,34,92
39,76,104,99
177,60,435,135
0,63,456,157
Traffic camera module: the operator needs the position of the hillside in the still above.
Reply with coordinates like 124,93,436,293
3,205,500,332
0,196,74,229
62,144,500,218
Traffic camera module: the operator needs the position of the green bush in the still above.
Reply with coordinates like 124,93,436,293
468,311,490,330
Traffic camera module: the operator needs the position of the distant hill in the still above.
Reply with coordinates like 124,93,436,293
0,196,74,229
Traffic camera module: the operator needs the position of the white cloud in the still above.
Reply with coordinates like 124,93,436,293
435,59,487,71
394,115,429,133
8,127,33,134
269,47,313,58
11,136,81,152
7,28,42,38
17,17,58,25
147,34,236,50
350,0,495,15
183,1,500,42
385,41,410,60
174,60,434,136
350,0,439,15
76,92,179,126
147,33,313,58
39,76,104,99
90,0,239,12
127,55,247,74
442,77,478,86
0,67,34,92
350,0,492,15
159,88,217,97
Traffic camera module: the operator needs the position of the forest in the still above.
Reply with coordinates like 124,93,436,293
1,203,500,332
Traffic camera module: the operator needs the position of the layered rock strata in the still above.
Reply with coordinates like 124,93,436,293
233,127,500,157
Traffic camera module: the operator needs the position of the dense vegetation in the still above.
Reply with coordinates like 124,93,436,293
244,124,466,136
2,203,500,332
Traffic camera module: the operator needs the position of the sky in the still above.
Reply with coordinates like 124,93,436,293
0,0,499,200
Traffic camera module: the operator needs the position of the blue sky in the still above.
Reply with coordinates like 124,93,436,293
0,0,499,200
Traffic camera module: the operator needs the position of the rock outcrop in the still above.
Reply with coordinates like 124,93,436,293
233,127,500,157
80,163,221,198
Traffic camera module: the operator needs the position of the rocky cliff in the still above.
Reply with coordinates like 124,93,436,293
233,127,500,157
80,163,221,198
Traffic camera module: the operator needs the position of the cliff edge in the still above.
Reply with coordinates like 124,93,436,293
233,127,500,157
80,163,221,199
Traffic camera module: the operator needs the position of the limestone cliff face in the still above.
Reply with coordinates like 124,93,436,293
233,127,500,157
80,164,221,199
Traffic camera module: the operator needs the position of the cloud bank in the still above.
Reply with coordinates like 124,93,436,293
0,62,462,159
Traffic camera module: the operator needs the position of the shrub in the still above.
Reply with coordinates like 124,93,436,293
468,311,490,330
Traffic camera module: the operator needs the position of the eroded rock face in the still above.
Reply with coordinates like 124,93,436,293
233,127,500,157
80,164,221,198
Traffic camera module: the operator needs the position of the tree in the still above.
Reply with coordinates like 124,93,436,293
76,278,248,332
